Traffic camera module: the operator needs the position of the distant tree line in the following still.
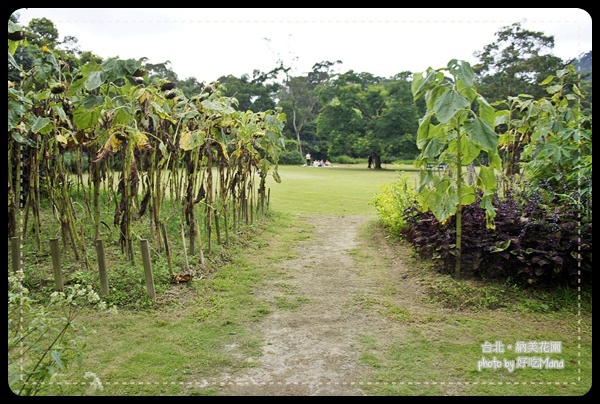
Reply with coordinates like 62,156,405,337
9,13,592,168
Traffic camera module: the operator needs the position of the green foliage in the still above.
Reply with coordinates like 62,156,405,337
412,59,502,276
277,149,305,165
473,22,565,103
520,65,592,207
316,71,421,166
8,23,287,264
421,274,591,314
412,59,501,228
330,155,360,164
218,72,278,112
8,270,115,396
402,179,592,287
371,173,418,236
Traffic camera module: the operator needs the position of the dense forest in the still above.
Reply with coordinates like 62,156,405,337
8,13,592,169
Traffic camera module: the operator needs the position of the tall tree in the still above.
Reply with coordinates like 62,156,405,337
9,15,91,84
25,17,59,48
277,61,340,157
316,70,420,167
473,22,565,103
145,61,178,83
217,72,277,113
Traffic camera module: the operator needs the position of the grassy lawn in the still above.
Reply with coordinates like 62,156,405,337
266,163,417,215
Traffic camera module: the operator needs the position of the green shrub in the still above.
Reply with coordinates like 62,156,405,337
371,173,418,236
278,150,305,165
331,155,360,164
402,181,592,287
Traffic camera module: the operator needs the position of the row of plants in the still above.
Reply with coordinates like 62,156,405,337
9,20,287,273
373,60,592,287
8,20,288,396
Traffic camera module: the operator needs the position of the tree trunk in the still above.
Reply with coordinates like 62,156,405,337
373,153,383,169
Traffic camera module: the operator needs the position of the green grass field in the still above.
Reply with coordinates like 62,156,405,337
266,164,417,215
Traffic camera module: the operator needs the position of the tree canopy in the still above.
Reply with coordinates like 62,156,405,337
473,22,566,103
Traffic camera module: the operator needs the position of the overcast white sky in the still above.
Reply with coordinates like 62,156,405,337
12,8,592,83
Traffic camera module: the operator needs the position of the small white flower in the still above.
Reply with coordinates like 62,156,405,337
50,291,65,303
86,289,100,304
83,371,103,394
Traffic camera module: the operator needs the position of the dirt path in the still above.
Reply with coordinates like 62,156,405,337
208,213,425,396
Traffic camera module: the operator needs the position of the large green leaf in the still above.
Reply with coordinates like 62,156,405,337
201,99,236,115
85,71,105,92
420,135,447,159
150,101,176,123
68,62,103,96
11,132,36,147
464,117,498,151
425,85,448,111
112,106,132,126
477,96,496,127
494,109,511,126
457,83,478,103
73,105,101,130
447,59,474,88
430,178,459,224
81,95,105,110
480,192,497,229
100,58,133,83
459,183,476,205
447,135,480,165
412,69,443,100
433,90,469,124
487,149,503,171
416,116,441,149
8,87,32,105
51,104,68,123
30,116,52,134
33,57,56,84
8,100,27,130
411,71,427,99
477,166,497,194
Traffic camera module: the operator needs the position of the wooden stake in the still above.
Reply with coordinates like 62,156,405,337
181,223,189,269
140,239,156,300
194,219,205,265
49,238,64,292
95,239,109,296
11,237,20,274
161,222,174,276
